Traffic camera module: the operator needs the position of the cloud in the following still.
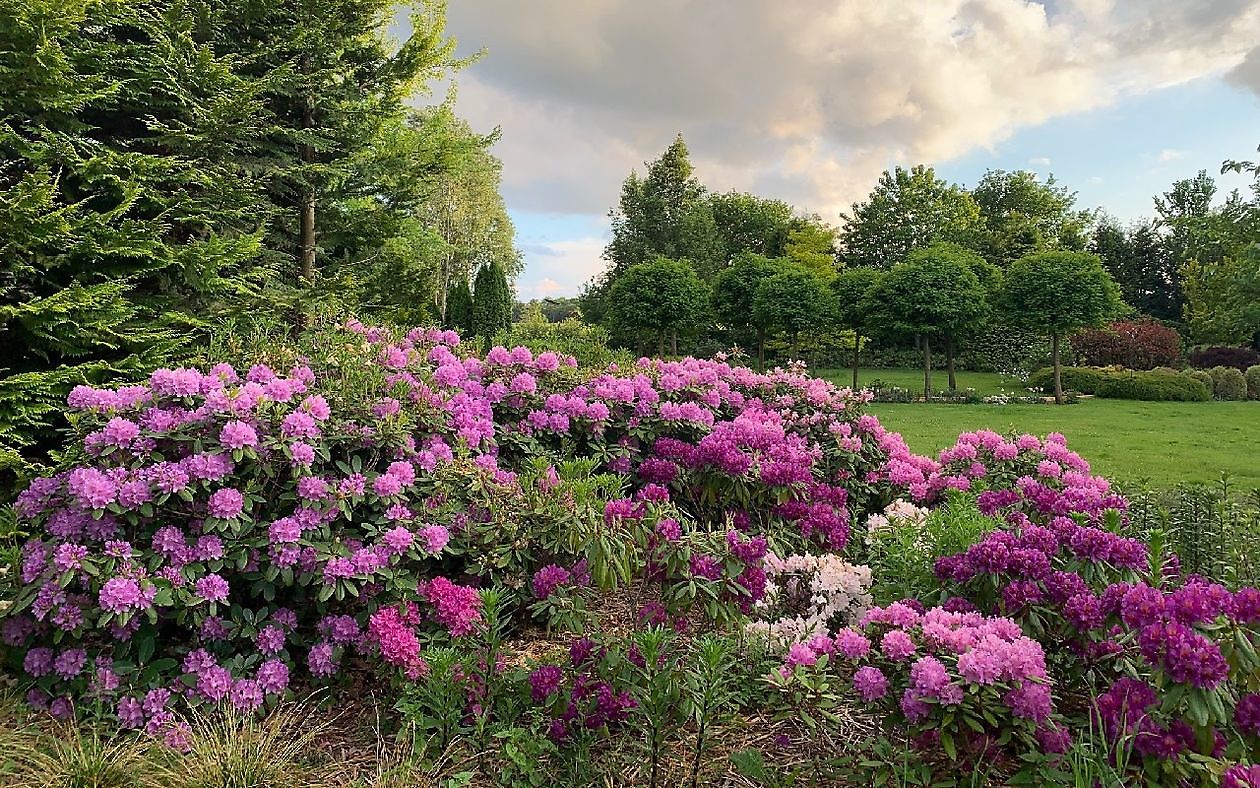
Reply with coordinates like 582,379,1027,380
1028,156,1053,167
514,236,609,300
1157,148,1185,162
1229,44,1260,93
436,0,1260,222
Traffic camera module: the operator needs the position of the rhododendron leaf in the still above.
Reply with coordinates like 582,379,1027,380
1205,689,1228,723
136,634,155,664
941,731,956,761
1187,693,1209,727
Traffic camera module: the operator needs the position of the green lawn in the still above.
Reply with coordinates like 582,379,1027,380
817,367,1029,397
866,399,1260,488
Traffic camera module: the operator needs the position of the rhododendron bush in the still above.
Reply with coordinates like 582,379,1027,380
0,320,913,735
3,319,1259,784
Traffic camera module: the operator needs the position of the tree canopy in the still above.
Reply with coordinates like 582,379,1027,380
839,165,981,269
1002,251,1123,402
862,243,990,398
607,257,710,355
970,169,1092,267
752,269,827,357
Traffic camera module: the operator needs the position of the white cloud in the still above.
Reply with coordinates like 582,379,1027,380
1088,175,1105,184
1028,156,1053,167
436,0,1260,222
514,236,609,300
1157,148,1185,162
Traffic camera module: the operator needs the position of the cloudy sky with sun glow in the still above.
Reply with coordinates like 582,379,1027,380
403,0,1260,300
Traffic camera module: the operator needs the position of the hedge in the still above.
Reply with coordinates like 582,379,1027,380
1028,367,1211,402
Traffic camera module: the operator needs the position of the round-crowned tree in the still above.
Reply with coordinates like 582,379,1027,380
862,243,990,401
712,251,782,369
1002,251,1123,403
607,256,710,356
829,267,883,389
752,268,826,359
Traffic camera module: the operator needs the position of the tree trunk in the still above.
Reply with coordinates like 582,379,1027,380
922,335,932,403
757,326,765,372
671,330,677,356
851,332,861,390
790,331,799,358
657,332,665,357
1052,331,1063,404
299,98,316,285
946,335,957,391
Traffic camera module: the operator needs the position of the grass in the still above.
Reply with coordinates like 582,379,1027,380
814,366,1260,487
866,398,1260,488
816,367,1029,397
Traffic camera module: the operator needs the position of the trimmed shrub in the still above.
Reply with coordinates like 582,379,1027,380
1028,367,1209,401
1092,371,1210,402
1247,365,1260,400
1189,369,1215,391
1209,365,1248,401
1026,367,1107,395
1070,319,1182,370
1189,346,1260,371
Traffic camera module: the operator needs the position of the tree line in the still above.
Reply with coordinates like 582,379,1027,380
580,136,1260,401
0,0,516,480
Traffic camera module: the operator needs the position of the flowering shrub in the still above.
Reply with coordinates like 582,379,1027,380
745,554,872,644
1,320,913,727
769,604,1059,763
864,498,930,539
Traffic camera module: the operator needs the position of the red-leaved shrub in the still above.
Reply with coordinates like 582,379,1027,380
1070,319,1182,370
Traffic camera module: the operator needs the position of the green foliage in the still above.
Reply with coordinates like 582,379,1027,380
864,243,990,341
708,190,795,263
840,165,981,268
1246,365,1260,399
783,218,840,280
1026,367,1210,401
0,0,277,471
1002,250,1123,402
751,269,826,354
606,257,710,354
1002,251,1123,337
471,262,512,341
592,135,721,317
711,252,783,366
496,315,635,372
1091,217,1181,323
1125,480,1260,588
862,243,991,397
1207,365,1248,401
864,492,997,606
1189,369,1216,391
444,276,474,334
970,169,1092,267
830,267,883,332
1182,247,1260,346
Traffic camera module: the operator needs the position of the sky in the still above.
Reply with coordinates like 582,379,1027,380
404,0,1260,300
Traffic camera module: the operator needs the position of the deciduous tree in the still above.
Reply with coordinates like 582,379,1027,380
1002,251,1123,403
607,258,710,356
840,165,980,269
711,252,782,369
752,269,826,358
862,244,990,400
829,267,883,389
